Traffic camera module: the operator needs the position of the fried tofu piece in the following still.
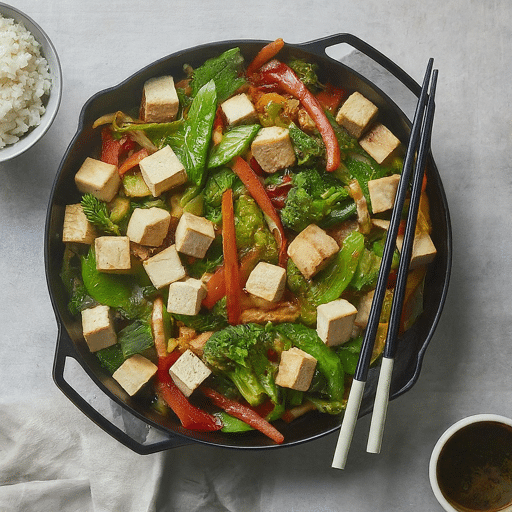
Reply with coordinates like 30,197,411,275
139,146,188,197
126,207,171,247
62,203,97,244
113,355,158,396
336,92,378,138
94,236,131,272
143,244,186,289
81,305,117,352
251,126,296,173
359,123,401,164
74,157,121,203
174,212,215,259
368,174,401,213
287,224,339,279
169,349,212,397
316,298,358,347
140,76,180,123
396,232,437,269
275,347,317,391
220,93,257,126
167,277,207,316
245,262,286,302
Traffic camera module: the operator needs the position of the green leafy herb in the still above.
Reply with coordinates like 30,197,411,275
81,193,121,235
189,47,246,102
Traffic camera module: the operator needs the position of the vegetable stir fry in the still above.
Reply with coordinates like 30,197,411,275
60,39,437,443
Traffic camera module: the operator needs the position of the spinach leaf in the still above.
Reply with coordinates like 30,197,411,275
190,47,246,103
118,320,154,358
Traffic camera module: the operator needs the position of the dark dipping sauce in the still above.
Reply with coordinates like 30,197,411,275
437,422,512,512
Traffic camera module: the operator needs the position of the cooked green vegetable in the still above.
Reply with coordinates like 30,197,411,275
81,193,121,235
288,122,325,166
287,231,365,324
234,194,278,263
208,124,260,169
203,167,244,224
170,80,217,186
189,47,247,103
202,324,279,406
272,323,345,403
288,59,323,92
280,167,354,232
118,320,154,358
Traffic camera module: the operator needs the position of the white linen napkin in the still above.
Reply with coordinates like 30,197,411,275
0,393,164,512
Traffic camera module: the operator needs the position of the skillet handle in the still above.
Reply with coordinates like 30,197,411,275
297,33,422,98
52,325,190,454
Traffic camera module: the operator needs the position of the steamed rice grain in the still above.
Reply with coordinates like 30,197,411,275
0,15,51,148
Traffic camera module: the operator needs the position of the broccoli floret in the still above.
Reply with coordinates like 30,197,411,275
280,168,355,232
202,324,279,406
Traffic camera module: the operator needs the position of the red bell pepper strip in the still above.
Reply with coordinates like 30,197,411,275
202,387,284,444
231,156,288,267
246,38,285,76
118,148,149,176
221,189,241,325
256,60,341,172
315,83,346,114
100,127,122,165
157,353,222,431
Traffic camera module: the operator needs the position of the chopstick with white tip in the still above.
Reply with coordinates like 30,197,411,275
367,69,438,454
332,59,436,470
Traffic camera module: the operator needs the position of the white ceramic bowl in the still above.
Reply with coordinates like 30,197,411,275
0,3,62,163
430,414,512,512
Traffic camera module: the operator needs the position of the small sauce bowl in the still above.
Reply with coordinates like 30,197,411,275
430,414,512,512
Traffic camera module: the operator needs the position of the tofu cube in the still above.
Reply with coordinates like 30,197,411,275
140,76,179,122
275,347,317,391
316,299,358,346
359,123,401,164
62,203,97,244
94,236,131,272
336,92,378,138
174,212,215,259
113,354,158,396
245,262,286,302
169,349,212,397
251,126,296,173
126,207,171,247
143,244,186,289
287,224,339,279
81,305,117,352
220,93,257,126
139,145,187,197
396,232,437,269
354,290,375,329
167,277,207,316
74,157,121,203
368,174,401,213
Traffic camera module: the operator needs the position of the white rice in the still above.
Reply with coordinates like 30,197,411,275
0,14,52,148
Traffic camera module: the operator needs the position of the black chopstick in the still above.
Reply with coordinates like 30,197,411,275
367,69,438,454
332,59,437,469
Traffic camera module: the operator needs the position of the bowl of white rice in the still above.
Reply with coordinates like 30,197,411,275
0,3,62,163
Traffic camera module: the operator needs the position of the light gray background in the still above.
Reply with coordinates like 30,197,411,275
1,1,511,511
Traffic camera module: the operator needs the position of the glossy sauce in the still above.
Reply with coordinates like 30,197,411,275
437,422,512,512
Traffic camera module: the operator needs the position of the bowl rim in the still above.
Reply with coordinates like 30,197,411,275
0,2,62,163
429,414,512,512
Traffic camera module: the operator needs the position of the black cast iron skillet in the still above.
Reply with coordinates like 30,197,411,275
45,34,452,454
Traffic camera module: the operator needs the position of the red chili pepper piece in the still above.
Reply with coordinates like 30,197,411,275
118,148,149,176
255,60,341,172
231,156,288,267
316,83,347,114
221,189,241,325
246,38,285,76
202,387,284,444
157,353,222,432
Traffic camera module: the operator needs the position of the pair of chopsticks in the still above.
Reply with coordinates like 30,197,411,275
332,59,438,469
